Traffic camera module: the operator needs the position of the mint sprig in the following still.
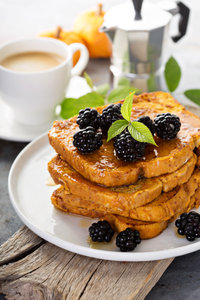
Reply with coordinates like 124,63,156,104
184,89,200,106
107,92,157,146
164,57,200,106
164,56,181,92
60,92,104,119
121,92,135,122
128,122,157,146
107,119,129,141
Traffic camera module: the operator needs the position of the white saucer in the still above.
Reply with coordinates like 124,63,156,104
0,76,90,142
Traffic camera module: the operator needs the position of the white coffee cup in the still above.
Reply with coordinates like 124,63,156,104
0,38,89,125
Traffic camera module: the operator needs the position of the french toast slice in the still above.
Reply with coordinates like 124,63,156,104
109,217,168,239
48,92,200,187
110,188,200,238
159,153,197,192
129,169,200,221
48,153,196,211
50,168,200,222
51,186,168,239
51,186,200,239
171,188,200,221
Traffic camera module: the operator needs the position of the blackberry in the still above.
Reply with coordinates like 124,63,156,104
116,228,141,252
175,211,200,241
100,103,122,134
137,116,155,135
114,129,146,162
154,113,181,140
73,126,102,154
77,108,101,130
89,220,114,242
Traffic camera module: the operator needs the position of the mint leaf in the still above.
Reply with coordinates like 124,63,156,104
60,98,80,119
184,89,200,106
96,83,110,98
83,72,93,89
121,92,135,122
107,86,137,103
117,77,131,87
164,56,181,92
60,92,104,119
107,119,129,142
128,122,157,146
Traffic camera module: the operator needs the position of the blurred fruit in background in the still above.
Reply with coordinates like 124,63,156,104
40,3,111,60
40,26,86,66
73,3,112,58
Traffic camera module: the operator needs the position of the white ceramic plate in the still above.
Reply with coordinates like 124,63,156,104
0,76,90,142
8,133,200,261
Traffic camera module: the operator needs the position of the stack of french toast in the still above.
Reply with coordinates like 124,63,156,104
48,92,200,239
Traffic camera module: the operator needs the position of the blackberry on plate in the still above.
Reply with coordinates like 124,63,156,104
77,108,101,130
137,116,155,135
100,103,122,134
89,220,114,242
175,211,200,241
154,113,181,140
116,228,141,252
73,126,102,154
114,129,146,162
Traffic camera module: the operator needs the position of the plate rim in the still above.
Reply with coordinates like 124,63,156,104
8,132,200,262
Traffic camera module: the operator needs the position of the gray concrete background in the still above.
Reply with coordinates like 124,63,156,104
1,0,200,299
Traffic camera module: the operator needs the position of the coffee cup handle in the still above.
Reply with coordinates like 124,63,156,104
69,43,89,76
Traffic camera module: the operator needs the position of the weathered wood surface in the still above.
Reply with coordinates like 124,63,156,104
0,226,173,300
0,226,43,266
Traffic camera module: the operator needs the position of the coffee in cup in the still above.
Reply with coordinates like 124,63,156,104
0,51,65,73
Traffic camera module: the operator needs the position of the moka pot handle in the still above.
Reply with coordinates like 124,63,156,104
172,2,190,43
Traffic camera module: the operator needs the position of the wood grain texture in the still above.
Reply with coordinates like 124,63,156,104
0,226,173,300
0,226,43,266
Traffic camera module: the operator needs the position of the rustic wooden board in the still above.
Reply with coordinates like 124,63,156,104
0,226,173,300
